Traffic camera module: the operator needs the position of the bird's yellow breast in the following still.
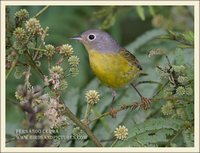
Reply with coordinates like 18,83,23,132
88,50,140,88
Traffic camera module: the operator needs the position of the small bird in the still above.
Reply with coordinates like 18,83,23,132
71,29,150,116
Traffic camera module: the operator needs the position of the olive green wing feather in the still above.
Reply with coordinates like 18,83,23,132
120,48,142,70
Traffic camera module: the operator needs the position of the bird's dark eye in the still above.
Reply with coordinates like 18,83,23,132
88,34,95,41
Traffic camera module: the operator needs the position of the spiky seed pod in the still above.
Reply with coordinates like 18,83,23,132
60,44,74,57
13,27,26,40
25,18,41,34
85,90,100,105
68,55,80,67
15,9,29,20
114,125,128,140
44,44,55,57
176,86,186,96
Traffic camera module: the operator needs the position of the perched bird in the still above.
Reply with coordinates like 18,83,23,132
71,29,150,116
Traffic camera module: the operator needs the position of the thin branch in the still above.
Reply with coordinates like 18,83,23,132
111,139,118,147
60,97,102,147
165,55,171,68
90,112,110,124
6,135,17,144
83,104,92,124
25,51,44,78
6,98,20,106
135,80,161,87
6,57,18,80
89,96,183,125
166,129,183,147
152,81,169,98
30,47,46,52
33,6,49,18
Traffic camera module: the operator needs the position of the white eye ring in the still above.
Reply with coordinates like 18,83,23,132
88,33,96,41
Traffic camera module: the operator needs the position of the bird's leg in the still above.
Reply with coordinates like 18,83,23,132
109,90,118,118
130,83,151,110
111,90,116,106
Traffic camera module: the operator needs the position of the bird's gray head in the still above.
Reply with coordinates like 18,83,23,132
70,29,121,53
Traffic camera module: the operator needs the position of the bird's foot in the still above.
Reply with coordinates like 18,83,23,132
140,97,151,110
109,107,118,118
111,90,116,104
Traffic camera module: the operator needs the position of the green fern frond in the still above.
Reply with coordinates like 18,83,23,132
116,118,183,147
182,130,194,147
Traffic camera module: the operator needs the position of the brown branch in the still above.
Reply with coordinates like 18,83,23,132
60,98,102,147
89,96,183,125
25,50,102,147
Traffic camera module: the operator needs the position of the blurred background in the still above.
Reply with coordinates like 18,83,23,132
6,6,194,147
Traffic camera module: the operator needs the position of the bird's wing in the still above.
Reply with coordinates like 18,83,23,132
120,48,142,70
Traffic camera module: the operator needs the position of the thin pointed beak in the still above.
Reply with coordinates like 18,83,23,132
69,36,82,41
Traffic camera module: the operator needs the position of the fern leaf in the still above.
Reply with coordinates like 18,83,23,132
129,118,183,138
116,118,183,147
182,130,194,147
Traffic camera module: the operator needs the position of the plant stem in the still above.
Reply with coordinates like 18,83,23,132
30,47,46,52
25,51,44,78
89,112,110,124
89,96,185,124
34,6,49,18
135,80,161,87
111,139,118,147
152,81,169,98
166,129,183,147
6,57,18,80
25,51,102,147
60,97,102,147
84,103,92,123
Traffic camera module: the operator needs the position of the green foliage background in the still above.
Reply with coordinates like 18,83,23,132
6,6,194,147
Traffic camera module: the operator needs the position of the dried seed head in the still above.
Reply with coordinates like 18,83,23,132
172,65,185,73
25,18,41,34
161,101,174,116
72,127,87,139
15,91,24,101
68,55,80,67
177,76,188,84
15,85,26,101
44,44,55,57
114,125,128,140
85,90,100,105
176,86,186,96
148,48,165,57
69,67,79,77
152,15,165,28
13,27,26,40
15,9,29,20
60,44,74,57
49,65,64,76
185,87,193,96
